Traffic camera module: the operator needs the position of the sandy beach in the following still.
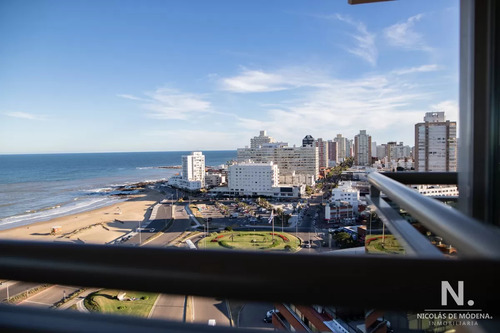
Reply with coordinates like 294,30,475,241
0,189,165,245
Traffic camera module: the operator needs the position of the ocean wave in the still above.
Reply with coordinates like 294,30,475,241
0,196,125,231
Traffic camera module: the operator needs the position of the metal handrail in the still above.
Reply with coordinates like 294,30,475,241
368,172,500,258
0,240,499,315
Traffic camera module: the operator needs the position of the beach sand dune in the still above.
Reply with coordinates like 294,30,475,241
0,189,164,245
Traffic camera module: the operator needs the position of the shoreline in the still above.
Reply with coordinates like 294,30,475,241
0,187,165,245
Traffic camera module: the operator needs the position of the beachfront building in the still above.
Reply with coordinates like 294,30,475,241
237,142,319,185
250,130,275,148
415,112,457,172
168,151,205,191
209,161,304,198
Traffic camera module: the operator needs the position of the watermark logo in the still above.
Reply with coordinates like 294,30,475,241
441,281,474,306
415,281,493,327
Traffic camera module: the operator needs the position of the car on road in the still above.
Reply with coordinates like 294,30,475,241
264,309,278,323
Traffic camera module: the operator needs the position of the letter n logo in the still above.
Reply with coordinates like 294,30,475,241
441,281,464,306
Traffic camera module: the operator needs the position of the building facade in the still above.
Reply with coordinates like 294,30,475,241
302,135,314,147
415,112,457,172
237,143,319,183
354,130,371,166
250,130,275,148
182,151,205,186
314,138,329,169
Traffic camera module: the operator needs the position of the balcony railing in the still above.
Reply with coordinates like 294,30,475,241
0,172,500,332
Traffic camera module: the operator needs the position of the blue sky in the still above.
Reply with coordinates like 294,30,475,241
0,0,459,154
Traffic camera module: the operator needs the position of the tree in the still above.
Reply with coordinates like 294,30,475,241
333,232,355,248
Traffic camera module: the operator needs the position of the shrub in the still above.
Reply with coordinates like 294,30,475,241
117,305,128,310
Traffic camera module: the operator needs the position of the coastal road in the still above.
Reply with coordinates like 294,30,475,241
19,285,79,308
144,204,192,247
192,296,231,327
149,294,186,321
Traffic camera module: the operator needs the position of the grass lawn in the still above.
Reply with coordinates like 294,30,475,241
199,231,300,251
365,234,405,255
85,289,159,317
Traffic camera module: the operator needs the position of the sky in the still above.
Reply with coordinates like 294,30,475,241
0,0,459,154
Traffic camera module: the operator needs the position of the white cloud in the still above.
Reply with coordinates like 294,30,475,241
220,70,289,93
384,14,431,52
229,68,449,145
219,67,330,93
3,111,46,120
117,94,145,101
430,100,459,121
334,14,377,66
119,88,212,120
393,64,440,75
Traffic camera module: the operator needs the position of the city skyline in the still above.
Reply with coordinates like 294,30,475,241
0,0,458,154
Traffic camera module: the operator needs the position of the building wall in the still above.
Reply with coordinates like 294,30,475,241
415,113,457,172
354,130,371,166
250,130,274,148
315,138,329,169
237,145,318,180
228,162,279,192
182,151,205,186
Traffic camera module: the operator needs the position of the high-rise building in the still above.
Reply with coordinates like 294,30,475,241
250,130,275,148
334,134,348,161
302,135,314,147
354,130,371,166
315,138,329,169
182,151,205,186
237,143,318,185
327,140,338,166
415,112,457,172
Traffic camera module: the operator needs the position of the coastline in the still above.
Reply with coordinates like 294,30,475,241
0,188,165,245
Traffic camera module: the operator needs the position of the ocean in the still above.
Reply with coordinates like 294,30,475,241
0,151,236,230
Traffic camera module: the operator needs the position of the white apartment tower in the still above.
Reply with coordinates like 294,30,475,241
250,130,275,148
182,151,205,187
228,162,279,192
415,112,457,172
354,130,372,166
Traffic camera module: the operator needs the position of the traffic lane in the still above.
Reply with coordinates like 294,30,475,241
192,296,231,327
149,294,185,322
238,302,274,330
0,281,40,301
20,285,79,308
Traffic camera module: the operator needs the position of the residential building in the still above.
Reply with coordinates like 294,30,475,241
302,135,314,147
237,142,319,184
330,181,360,213
415,112,457,172
411,185,459,197
182,151,205,186
169,151,205,190
209,161,304,198
315,138,329,169
250,130,275,148
333,134,348,161
327,140,338,166
205,172,226,187
354,130,371,166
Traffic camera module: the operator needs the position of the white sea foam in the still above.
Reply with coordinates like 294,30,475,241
0,196,125,231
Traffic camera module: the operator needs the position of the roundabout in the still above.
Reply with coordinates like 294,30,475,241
198,231,301,251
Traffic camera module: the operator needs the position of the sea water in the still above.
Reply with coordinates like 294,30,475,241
0,151,236,230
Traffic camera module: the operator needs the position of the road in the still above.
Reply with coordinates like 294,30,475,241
192,296,231,327
144,203,192,247
149,294,186,321
20,285,79,308
0,281,40,301
238,302,274,330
